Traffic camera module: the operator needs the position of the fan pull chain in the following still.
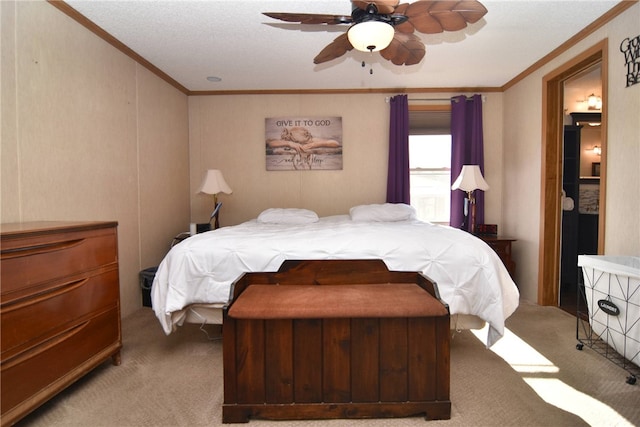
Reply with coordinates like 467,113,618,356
369,50,375,74
362,51,375,75
362,61,374,75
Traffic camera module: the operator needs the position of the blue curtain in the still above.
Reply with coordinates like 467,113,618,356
386,94,410,204
450,94,485,230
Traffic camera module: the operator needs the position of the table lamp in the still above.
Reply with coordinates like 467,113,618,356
197,169,232,230
451,165,489,233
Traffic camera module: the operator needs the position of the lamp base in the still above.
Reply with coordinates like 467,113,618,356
469,199,477,234
460,196,476,233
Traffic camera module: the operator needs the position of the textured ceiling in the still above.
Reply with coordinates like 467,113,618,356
62,0,621,92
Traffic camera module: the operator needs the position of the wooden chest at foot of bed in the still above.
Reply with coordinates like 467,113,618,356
222,259,451,423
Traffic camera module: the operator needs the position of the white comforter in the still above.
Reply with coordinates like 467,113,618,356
152,215,519,346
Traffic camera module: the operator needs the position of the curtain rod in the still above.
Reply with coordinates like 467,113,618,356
385,95,486,103
412,97,455,102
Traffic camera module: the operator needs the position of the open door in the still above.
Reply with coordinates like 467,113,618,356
539,40,608,307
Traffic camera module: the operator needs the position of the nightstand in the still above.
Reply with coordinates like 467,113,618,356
476,235,516,278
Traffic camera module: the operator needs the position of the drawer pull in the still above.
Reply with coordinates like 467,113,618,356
1,278,88,312
1,239,84,259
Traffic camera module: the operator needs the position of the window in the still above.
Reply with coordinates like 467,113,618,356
409,135,451,224
408,109,451,225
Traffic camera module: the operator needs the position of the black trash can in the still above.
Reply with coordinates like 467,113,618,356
140,267,158,308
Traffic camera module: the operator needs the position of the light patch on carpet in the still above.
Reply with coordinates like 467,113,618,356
471,325,635,427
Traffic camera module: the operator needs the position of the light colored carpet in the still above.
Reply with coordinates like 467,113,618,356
17,301,640,427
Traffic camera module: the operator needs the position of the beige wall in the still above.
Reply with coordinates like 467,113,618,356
189,94,386,224
503,3,640,302
189,92,506,228
1,1,190,317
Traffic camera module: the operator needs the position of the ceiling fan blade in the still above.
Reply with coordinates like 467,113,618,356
403,1,444,33
352,0,400,15
380,32,425,66
314,33,354,64
428,2,473,31
392,3,414,33
451,0,488,24
402,0,487,34
263,12,352,25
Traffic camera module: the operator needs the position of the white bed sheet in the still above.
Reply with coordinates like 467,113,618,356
151,215,519,347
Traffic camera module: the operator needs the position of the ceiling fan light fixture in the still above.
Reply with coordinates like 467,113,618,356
347,20,394,52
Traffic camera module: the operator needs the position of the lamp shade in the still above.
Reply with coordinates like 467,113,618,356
197,169,232,195
451,165,489,192
347,21,395,52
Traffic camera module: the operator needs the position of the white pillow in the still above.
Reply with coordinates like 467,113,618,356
349,203,417,222
257,208,319,224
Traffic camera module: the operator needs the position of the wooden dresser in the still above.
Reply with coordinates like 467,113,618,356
1,221,122,426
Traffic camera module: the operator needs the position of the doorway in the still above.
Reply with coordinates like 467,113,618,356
538,40,608,308
559,66,603,315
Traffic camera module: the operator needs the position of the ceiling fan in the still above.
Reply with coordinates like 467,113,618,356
263,0,488,66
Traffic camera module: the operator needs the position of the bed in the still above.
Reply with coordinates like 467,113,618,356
151,204,520,347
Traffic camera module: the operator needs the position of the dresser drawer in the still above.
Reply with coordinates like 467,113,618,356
1,268,119,359
1,228,117,300
0,307,121,416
